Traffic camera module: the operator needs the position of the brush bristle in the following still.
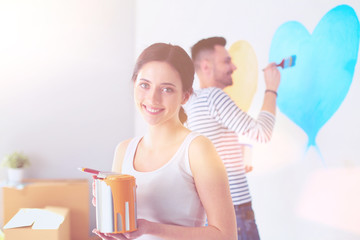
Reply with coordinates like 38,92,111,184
283,55,296,68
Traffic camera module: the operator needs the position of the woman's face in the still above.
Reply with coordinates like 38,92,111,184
134,61,189,126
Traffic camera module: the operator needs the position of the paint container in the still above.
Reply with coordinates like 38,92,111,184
95,174,137,233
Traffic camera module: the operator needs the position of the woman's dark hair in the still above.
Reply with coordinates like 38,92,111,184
132,43,194,124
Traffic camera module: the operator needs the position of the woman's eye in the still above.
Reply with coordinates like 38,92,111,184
162,87,173,93
139,83,149,89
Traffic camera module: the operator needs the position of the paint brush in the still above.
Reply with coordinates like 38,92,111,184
78,167,118,178
276,55,296,68
78,167,100,175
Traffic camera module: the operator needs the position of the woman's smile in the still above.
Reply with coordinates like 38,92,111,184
142,104,164,114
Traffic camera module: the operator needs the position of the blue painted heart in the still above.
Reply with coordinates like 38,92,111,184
269,4,360,148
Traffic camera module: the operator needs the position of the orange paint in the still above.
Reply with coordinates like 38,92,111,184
104,174,137,233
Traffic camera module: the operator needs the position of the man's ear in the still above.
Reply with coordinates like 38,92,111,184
200,59,210,72
200,58,215,77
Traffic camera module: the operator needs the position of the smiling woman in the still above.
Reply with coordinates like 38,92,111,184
134,61,187,127
131,43,194,125
93,43,237,240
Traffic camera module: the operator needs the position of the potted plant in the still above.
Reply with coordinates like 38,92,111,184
1,151,30,184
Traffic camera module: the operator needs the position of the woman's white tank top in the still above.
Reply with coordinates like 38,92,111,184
122,132,206,239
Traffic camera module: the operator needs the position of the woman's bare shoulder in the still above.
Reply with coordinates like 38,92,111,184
112,138,133,172
188,134,221,169
116,138,133,152
189,134,215,152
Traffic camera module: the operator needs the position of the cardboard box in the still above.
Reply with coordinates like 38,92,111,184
3,206,70,240
2,179,89,240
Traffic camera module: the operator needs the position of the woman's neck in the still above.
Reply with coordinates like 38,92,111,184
144,122,188,149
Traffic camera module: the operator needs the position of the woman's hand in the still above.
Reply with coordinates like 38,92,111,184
92,219,150,240
92,229,128,240
93,229,127,240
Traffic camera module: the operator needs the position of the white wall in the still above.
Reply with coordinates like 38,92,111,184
134,0,360,240
0,0,135,233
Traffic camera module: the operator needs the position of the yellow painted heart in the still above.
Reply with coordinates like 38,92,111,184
224,40,258,112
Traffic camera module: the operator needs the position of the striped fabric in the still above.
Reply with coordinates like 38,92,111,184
185,87,275,205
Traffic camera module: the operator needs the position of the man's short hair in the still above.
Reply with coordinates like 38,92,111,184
191,37,226,62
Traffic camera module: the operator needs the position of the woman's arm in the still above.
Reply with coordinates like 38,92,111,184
187,135,237,240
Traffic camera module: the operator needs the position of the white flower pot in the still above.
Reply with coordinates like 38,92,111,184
7,168,24,184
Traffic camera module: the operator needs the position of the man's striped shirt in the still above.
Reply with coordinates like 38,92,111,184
185,87,275,205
